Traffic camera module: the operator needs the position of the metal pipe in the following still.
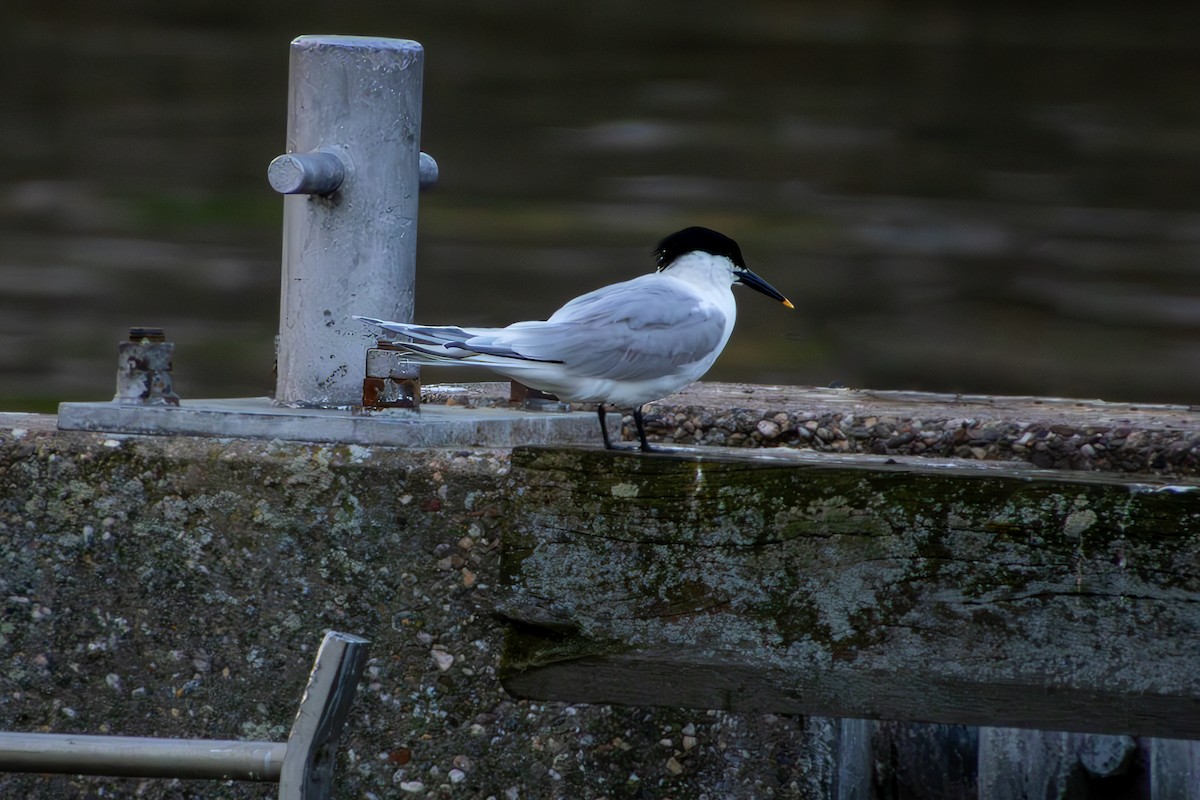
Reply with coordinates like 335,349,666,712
0,732,285,781
273,35,426,407
269,147,436,196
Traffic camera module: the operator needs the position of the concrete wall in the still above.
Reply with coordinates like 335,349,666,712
4,381,1197,798
0,419,833,799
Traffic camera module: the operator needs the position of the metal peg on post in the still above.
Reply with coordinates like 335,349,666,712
271,35,433,408
268,150,347,196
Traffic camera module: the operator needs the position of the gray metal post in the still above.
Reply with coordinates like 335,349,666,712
271,35,427,408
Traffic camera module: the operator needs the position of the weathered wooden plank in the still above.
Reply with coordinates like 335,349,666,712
978,728,1080,799
978,728,1145,799
1150,738,1200,800
499,445,1200,738
873,722,978,799
835,719,873,800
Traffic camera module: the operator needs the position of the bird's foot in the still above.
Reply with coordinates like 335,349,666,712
602,441,651,453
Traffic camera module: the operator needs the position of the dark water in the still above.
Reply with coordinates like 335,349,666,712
4,2,1200,410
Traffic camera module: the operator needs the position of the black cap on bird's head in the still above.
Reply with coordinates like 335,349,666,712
656,226,746,271
655,226,794,309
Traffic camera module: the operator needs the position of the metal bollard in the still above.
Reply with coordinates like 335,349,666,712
271,35,433,408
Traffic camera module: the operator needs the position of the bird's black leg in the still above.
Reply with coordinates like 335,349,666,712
633,406,652,452
598,404,615,450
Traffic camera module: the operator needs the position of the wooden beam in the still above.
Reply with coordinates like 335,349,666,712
498,445,1200,738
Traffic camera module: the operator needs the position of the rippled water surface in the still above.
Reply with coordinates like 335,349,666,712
4,3,1200,409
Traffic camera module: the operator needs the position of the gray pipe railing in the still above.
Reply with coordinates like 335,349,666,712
0,630,368,800
0,734,287,781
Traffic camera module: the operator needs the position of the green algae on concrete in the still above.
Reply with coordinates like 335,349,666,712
499,445,1200,738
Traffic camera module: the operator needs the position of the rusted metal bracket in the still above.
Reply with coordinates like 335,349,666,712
362,341,421,410
115,327,180,406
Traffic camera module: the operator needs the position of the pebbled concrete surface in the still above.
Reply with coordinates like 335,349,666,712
0,419,834,799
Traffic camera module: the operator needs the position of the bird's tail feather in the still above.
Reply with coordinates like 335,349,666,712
353,316,460,342
353,316,560,366
384,341,555,373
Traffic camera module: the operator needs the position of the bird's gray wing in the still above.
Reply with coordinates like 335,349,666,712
486,280,728,381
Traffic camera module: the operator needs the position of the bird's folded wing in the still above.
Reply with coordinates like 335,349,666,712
492,281,727,382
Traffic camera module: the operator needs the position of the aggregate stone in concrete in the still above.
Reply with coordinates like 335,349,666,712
0,423,834,799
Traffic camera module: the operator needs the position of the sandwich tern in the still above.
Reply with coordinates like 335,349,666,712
356,226,793,450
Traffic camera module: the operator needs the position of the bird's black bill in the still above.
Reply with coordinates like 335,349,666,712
735,269,794,308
